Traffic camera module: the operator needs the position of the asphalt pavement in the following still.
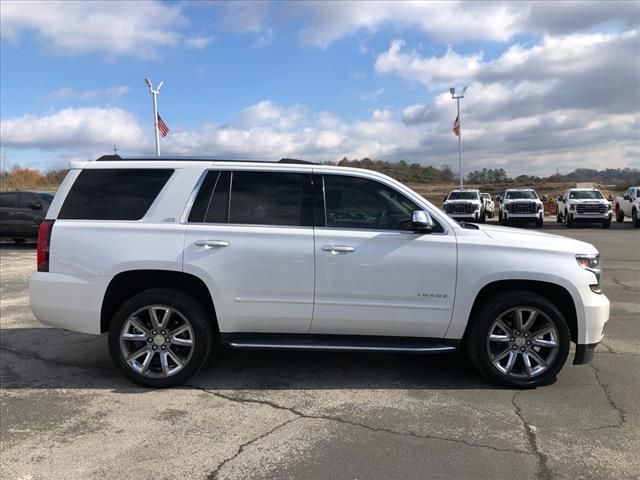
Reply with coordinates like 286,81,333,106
1,219,638,479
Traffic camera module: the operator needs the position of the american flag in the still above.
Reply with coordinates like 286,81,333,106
452,115,460,137
157,114,169,137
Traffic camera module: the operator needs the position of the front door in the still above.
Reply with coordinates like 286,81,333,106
183,169,315,334
311,173,457,338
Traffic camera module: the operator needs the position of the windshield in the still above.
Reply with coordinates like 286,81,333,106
481,193,490,199
569,190,604,200
506,191,537,200
448,191,478,200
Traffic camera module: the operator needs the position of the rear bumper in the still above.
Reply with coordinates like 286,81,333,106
29,272,105,335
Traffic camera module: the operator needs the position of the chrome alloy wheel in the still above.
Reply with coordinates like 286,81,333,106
486,306,559,379
119,305,195,378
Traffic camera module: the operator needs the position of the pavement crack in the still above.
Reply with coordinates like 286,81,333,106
206,417,299,480
590,363,626,428
185,385,531,458
512,391,553,480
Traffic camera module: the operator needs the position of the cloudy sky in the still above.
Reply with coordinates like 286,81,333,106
1,1,638,175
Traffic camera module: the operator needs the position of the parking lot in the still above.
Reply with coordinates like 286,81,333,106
1,219,638,480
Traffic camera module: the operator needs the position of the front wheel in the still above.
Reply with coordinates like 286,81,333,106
536,217,543,228
602,218,611,229
108,288,213,388
466,291,570,388
615,206,624,223
633,209,640,228
565,212,573,228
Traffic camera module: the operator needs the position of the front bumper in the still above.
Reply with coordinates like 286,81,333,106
504,212,542,220
571,212,612,222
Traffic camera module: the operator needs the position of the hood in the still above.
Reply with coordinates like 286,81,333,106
472,224,598,255
502,198,540,203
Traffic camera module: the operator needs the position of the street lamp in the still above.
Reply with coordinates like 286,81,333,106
450,86,468,189
144,78,164,156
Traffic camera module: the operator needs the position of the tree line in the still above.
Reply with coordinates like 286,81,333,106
1,160,638,191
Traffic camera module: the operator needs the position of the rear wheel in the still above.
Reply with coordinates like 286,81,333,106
466,291,570,388
108,288,213,388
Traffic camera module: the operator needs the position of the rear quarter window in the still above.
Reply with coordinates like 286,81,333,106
58,169,173,220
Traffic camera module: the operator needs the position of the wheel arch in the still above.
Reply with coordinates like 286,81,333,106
101,269,219,334
464,280,578,344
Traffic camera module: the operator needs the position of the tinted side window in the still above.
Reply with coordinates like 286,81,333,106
58,169,173,220
323,175,443,232
229,172,312,227
19,193,38,208
0,192,20,208
188,171,231,223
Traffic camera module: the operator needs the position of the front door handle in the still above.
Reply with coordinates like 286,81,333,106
195,240,230,248
321,245,355,254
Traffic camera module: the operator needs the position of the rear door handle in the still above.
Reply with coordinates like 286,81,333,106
195,240,230,248
321,245,355,254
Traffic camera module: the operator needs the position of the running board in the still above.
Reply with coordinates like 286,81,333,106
221,334,459,354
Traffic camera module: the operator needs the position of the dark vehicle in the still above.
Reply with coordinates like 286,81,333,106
0,191,55,243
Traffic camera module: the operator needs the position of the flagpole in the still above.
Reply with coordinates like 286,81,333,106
450,86,468,190
144,78,164,156
457,97,462,190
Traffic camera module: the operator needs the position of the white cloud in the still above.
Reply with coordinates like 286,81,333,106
375,40,483,88
0,107,146,150
1,1,186,58
2,98,637,176
45,86,130,102
184,36,213,49
295,1,523,47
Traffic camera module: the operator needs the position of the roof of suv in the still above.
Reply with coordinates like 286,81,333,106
95,154,315,165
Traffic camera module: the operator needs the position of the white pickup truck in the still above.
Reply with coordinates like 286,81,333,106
481,193,495,219
442,189,485,223
615,186,640,228
498,189,545,228
557,188,612,228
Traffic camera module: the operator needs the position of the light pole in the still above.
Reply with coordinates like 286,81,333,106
144,78,164,156
450,86,467,189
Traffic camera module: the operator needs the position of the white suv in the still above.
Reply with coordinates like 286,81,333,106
30,156,609,388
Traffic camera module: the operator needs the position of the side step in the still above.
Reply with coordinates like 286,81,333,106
221,334,459,354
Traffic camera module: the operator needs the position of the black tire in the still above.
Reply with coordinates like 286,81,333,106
565,212,573,228
633,209,640,228
536,217,543,228
500,212,508,226
465,290,570,388
480,210,486,223
108,288,213,388
615,205,624,223
556,208,562,223
602,218,611,229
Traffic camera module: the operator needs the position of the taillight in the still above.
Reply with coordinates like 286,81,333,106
37,220,55,272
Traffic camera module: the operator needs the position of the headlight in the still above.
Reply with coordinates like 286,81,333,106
607,203,612,211
576,254,602,294
570,204,575,211
537,203,543,211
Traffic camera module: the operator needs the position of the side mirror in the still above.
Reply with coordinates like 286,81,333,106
623,195,630,201
29,202,42,210
557,195,563,202
411,210,434,233
443,195,448,203
495,196,501,202
542,195,548,202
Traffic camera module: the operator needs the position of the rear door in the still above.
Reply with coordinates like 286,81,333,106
311,172,457,338
17,192,45,238
183,169,315,334
0,192,22,237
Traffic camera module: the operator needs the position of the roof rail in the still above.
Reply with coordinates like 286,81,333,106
94,154,315,165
